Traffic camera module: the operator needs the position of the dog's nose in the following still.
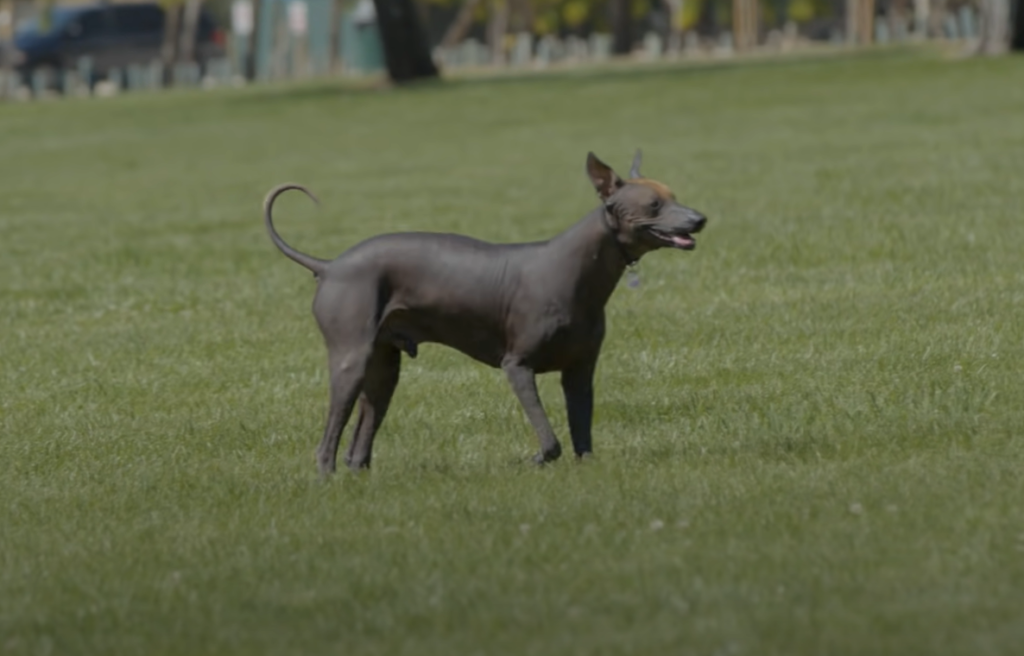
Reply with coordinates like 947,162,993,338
690,213,707,232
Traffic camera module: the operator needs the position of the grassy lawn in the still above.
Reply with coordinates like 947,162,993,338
2,50,1023,655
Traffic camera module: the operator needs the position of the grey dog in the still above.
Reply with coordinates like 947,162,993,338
263,150,707,473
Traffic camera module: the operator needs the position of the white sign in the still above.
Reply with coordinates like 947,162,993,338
351,0,376,26
287,1,308,37
231,0,253,36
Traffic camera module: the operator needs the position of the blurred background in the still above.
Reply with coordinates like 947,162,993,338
0,0,1021,98
3,0,1024,650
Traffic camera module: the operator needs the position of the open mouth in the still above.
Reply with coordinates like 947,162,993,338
649,229,696,250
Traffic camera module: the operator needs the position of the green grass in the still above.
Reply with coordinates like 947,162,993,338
2,50,1024,655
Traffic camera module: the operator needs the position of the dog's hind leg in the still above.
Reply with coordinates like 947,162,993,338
316,346,372,475
344,344,401,471
313,278,384,475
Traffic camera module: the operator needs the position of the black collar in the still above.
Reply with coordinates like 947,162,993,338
602,207,638,267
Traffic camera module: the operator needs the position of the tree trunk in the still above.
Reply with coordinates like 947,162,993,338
161,1,181,85
178,0,202,63
488,0,509,64
859,0,875,44
733,0,758,50
888,0,908,36
845,0,859,43
696,0,717,35
246,0,263,79
772,0,788,28
509,0,533,32
664,0,683,53
845,0,876,44
372,0,439,82
1,0,14,96
610,0,632,54
440,0,482,49
329,0,343,73
1013,0,1024,50
912,0,928,38
978,0,1011,55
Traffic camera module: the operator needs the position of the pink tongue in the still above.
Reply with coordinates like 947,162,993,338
671,235,694,248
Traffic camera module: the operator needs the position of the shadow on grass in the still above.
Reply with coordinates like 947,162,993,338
228,45,931,106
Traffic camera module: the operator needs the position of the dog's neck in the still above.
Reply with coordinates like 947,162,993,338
548,206,634,307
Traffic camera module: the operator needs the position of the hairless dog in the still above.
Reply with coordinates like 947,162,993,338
263,150,707,473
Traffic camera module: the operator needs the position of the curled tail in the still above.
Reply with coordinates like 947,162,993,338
263,183,330,276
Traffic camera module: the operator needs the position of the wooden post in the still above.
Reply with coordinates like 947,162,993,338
846,0,857,43
488,0,509,65
665,0,683,54
160,0,182,86
733,0,742,51
0,0,13,98
733,0,758,51
733,0,744,51
610,0,632,54
846,0,875,44
859,0,875,44
977,0,1011,54
179,0,202,63
912,0,928,38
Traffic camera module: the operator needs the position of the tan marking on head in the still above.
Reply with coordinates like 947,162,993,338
629,178,676,201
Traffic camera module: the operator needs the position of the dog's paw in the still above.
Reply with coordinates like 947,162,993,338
532,443,563,465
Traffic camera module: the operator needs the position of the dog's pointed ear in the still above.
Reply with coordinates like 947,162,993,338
586,152,625,201
629,148,643,179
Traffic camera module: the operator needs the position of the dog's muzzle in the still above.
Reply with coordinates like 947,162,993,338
649,209,707,250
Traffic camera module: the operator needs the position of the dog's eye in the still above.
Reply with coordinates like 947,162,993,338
650,200,662,212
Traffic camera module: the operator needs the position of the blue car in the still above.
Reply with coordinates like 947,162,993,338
3,2,225,86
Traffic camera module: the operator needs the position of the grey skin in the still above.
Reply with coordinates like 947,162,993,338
263,150,707,473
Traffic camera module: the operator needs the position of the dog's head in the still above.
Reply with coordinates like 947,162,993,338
586,150,707,258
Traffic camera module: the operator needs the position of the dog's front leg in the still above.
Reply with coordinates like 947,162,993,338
502,359,562,464
561,358,596,458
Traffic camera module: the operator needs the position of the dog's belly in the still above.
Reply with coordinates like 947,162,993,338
378,304,604,373
378,309,506,368
524,321,605,373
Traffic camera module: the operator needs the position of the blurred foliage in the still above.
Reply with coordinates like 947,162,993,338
198,0,838,41
417,0,837,37
786,0,830,22
36,0,53,30
199,0,231,29
561,0,588,27
680,1,700,29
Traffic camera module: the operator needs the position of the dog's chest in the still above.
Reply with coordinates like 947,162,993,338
525,309,606,372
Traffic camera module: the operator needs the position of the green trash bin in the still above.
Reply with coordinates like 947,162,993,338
340,0,384,74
